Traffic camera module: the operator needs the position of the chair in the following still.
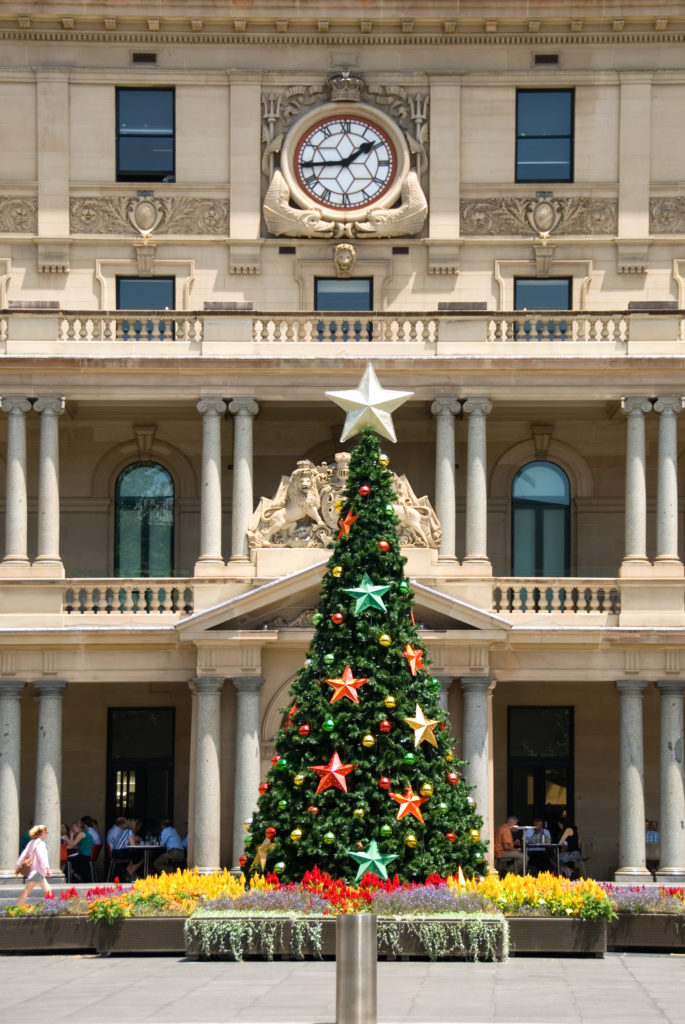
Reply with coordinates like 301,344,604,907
60,841,72,883
580,836,593,877
87,843,102,883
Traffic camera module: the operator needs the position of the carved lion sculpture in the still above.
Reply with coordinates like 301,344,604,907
248,460,329,547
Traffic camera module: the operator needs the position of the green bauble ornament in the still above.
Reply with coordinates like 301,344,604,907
274,861,286,874
323,831,336,845
312,613,323,625
438,801,448,813
322,717,335,732
277,756,288,769
398,580,410,595
278,799,288,811
380,823,393,837
324,653,335,665
244,835,253,847
403,751,415,764
432,679,442,692
385,503,394,515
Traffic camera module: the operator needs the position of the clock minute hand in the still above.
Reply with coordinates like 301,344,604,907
340,141,375,167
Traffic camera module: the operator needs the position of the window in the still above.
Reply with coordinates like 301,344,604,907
516,89,573,182
116,87,174,182
117,277,175,310
106,708,175,829
508,706,574,824
315,278,373,311
115,462,174,578
512,461,570,576
514,278,571,310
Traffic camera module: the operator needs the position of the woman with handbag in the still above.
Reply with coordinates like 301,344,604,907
16,824,52,903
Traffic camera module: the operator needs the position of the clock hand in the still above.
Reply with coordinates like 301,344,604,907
300,141,377,170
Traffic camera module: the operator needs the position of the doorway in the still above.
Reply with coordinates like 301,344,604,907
106,707,175,835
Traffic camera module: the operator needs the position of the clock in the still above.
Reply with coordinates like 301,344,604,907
280,102,410,222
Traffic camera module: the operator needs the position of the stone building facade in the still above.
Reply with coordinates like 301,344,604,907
0,0,684,883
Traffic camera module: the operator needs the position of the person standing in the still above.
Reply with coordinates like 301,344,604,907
16,824,52,904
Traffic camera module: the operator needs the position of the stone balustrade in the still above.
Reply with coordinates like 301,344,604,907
58,314,203,343
252,315,439,343
63,580,194,615
487,313,630,343
493,579,621,616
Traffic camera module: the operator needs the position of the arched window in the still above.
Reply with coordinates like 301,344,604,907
115,462,174,577
512,461,570,576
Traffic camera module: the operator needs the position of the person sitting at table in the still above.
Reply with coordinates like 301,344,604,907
525,818,552,875
66,818,94,881
558,821,583,879
494,815,524,875
112,817,144,882
153,818,186,874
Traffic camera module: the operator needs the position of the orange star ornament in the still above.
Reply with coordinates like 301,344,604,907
402,643,425,676
390,786,428,823
325,665,369,704
337,510,359,539
310,751,355,793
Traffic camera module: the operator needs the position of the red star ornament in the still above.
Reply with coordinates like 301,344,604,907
311,751,355,793
325,665,369,704
337,510,359,539
390,787,428,823
402,643,425,676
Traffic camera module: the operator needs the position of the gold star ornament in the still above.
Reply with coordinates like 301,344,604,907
405,703,439,748
326,363,413,443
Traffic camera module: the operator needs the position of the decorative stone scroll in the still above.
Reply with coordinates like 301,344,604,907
460,197,617,237
0,197,37,233
70,196,229,236
247,452,441,549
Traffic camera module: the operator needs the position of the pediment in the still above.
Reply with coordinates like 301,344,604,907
176,562,511,637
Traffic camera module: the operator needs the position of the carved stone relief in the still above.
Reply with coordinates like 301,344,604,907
70,196,229,236
248,452,441,549
0,197,37,233
650,198,685,233
460,197,617,237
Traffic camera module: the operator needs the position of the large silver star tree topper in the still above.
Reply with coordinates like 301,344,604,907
326,363,413,443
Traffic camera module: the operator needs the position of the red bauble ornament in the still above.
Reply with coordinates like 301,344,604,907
440,722,447,730
378,540,390,552
307,805,319,815
379,719,392,733
378,776,391,790
238,854,247,867
331,612,344,625
299,724,311,737
447,772,459,786
271,755,280,766
265,826,277,839
258,782,269,794
358,484,371,497
445,832,457,843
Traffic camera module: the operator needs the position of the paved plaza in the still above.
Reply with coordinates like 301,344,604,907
0,951,682,1024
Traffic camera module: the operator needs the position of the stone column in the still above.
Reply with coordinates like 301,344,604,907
1,397,32,568
654,397,683,570
189,677,224,872
655,680,685,884
34,681,67,878
34,397,65,574
0,681,25,880
435,675,454,715
194,398,226,573
431,398,460,561
461,677,495,845
462,398,492,570
231,676,264,866
620,397,652,573
229,398,259,561
614,680,651,880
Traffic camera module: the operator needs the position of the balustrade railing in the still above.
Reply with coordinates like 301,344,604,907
487,314,629,343
252,316,438,344
64,580,194,615
493,579,621,615
58,314,203,343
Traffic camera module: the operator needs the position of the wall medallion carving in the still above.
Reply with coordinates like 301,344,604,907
70,196,229,236
460,197,617,237
248,452,440,549
0,197,37,233
650,198,685,233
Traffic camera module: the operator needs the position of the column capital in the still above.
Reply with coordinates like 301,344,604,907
621,396,652,417
197,397,227,417
654,395,683,416
0,680,26,699
232,675,264,695
229,397,259,418
656,679,685,697
431,397,460,418
34,680,67,699
1,396,31,415
615,679,649,697
34,396,65,416
461,675,496,695
190,676,225,696
463,397,492,417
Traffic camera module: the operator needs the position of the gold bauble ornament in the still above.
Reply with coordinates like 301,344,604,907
405,833,418,848
379,453,390,467
243,817,253,830
332,565,343,578
445,750,455,762
353,808,365,819
293,773,305,786
470,828,481,842
378,633,392,647
419,782,433,798
361,734,375,748
335,499,344,512
384,694,397,709
290,828,303,842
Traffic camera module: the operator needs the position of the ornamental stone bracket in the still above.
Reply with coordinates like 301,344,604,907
460,196,617,237
426,240,460,276
36,239,70,274
228,242,263,275
617,240,650,275
70,196,230,237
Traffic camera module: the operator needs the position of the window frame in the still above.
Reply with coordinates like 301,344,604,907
515,88,574,184
116,87,175,183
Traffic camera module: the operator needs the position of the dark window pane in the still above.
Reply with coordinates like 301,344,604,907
518,91,572,137
513,462,569,503
514,278,571,310
118,137,175,176
509,707,572,759
512,505,536,576
118,89,173,133
110,708,174,760
516,89,573,182
315,278,372,311
516,138,572,181
116,88,174,181
512,461,570,576
117,277,175,310
541,507,568,577
115,462,174,577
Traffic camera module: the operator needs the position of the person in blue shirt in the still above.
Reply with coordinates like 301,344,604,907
153,819,186,874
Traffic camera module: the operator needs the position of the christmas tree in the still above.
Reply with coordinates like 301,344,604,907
244,367,487,883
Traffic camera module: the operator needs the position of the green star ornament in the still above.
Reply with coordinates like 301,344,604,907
343,573,391,614
348,839,398,883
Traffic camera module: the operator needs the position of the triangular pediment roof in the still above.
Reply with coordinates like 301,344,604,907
176,561,511,637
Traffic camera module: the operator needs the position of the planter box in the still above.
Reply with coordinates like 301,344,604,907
0,916,96,952
608,914,685,951
508,917,607,957
95,917,186,954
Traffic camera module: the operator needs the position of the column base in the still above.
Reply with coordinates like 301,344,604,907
651,557,684,577
194,865,222,875
655,867,685,884
613,866,652,882
193,557,229,576
619,558,651,577
0,561,32,577
460,557,493,577
31,558,66,578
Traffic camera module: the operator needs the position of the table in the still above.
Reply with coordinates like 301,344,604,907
522,837,561,876
136,844,164,877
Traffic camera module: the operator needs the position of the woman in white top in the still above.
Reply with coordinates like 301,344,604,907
16,824,52,904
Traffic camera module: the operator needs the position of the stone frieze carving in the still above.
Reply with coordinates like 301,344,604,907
0,197,37,233
248,452,441,549
460,197,617,236
650,197,685,233
70,196,229,236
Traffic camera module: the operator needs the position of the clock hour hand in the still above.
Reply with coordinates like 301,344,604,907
300,141,377,170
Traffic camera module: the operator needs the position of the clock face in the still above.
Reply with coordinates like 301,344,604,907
294,116,396,210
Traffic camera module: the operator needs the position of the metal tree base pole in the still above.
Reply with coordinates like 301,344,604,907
336,914,377,1024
